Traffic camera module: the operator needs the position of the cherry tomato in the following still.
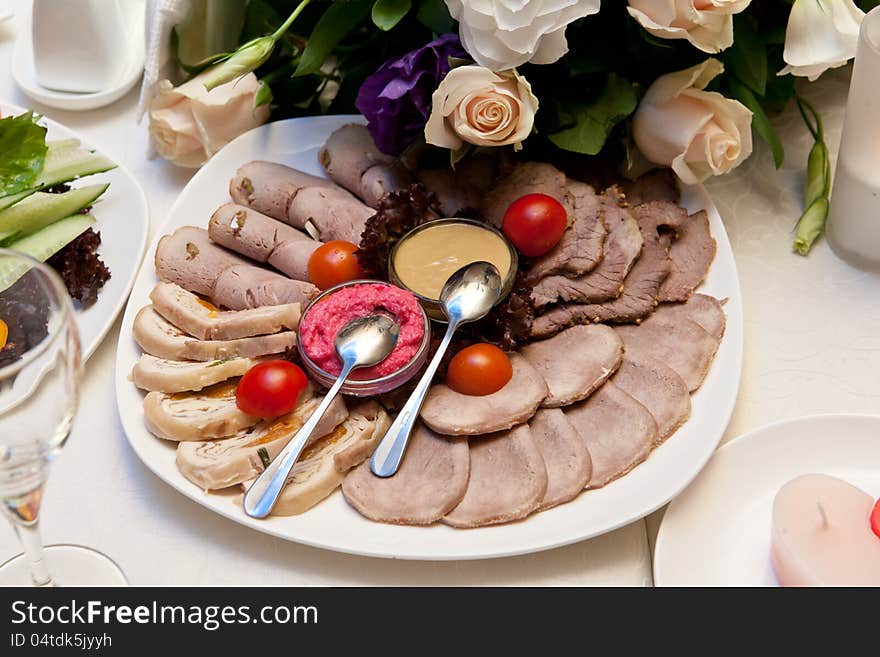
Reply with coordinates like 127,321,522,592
501,193,568,257
236,360,308,418
871,498,880,540
308,240,363,290
446,343,513,396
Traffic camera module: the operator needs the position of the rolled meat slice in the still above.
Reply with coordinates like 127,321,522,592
208,203,319,282
131,354,262,394
612,354,691,444
658,209,716,302
443,424,547,528
229,161,374,243
420,353,548,436
319,124,413,208
651,294,726,341
155,226,317,310
342,423,469,525
520,324,623,408
143,380,258,441
529,409,592,511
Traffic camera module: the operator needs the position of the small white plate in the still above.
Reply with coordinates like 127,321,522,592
1,101,150,360
11,0,145,111
654,414,880,586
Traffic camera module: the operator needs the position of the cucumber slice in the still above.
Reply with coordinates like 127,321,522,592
0,183,108,244
46,138,80,153
35,147,116,188
0,214,94,292
0,190,35,212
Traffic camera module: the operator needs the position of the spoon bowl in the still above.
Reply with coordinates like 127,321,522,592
335,314,400,370
440,261,505,324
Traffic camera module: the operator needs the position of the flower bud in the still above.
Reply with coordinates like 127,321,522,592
202,36,276,91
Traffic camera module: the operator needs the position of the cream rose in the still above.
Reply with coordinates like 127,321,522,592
446,0,601,71
632,58,753,184
780,0,864,81
424,66,538,151
627,0,752,54
148,69,269,168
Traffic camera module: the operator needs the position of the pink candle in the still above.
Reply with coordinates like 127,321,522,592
771,474,880,587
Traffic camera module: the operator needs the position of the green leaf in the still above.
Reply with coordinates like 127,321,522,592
416,0,453,33
254,80,274,108
372,0,411,31
727,78,784,169
722,15,766,96
548,74,638,155
294,0,372,77
0,112,48,197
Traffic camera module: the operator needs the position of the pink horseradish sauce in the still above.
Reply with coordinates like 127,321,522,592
299,283,424,380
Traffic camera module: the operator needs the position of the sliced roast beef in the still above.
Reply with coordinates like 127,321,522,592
531,194,642,308
526,180,606,281
417,154,499,216
318,124,413,208
612,354,691,443
520,324,623,407
208,203,319,282
230,161,374,243
530,200,687,336
420,353,548,436
615,316,720,392
155,226,317,310
342,423,469,525
658,210,716,302
651,294,726,340
529,409,592,511
620,168,679,206
564,382,656,488
483,162,568,228
443,424,547,528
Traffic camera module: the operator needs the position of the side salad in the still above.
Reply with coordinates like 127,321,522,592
0,110,116,304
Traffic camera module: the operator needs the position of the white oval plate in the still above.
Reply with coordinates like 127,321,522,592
1,101,149,360
115,115,743,560
654,414,880,586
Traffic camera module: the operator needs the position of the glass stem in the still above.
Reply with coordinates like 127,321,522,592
11,518,53,586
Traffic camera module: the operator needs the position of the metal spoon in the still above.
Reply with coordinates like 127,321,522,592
244,314,399,518
370,261,503,478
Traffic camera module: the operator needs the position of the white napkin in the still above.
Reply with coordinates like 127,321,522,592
137,0,192,119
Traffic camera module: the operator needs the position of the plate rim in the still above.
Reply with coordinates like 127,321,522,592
114,114,744,560
652,411,880,586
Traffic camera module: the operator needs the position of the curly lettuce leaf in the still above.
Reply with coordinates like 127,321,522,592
0,112,48,196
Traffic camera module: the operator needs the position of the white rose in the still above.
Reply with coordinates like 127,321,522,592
424,66,539,151
627,0,752,54
446,0,601,71
779,0,864,81
148,69,269,168
632,58,753,184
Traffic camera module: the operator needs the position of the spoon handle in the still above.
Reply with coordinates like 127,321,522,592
243,359,355,519
370,319,460,477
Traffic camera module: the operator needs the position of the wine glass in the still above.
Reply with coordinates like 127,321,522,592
0,250,125,586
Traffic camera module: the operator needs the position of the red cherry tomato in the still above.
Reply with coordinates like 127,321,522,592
308,240,363,290
236,360,309,418
871,498,880,540
502,193,568,257
446,343,513,396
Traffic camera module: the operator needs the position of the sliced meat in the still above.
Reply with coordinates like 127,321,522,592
150,282,300,340
483,162,567,228
526,180,606,280
658,210,716,302
230,161,374,243
443,424,547,528
133,306,297,362
318,124,413,208
416,154,499,216
529,409,592,511
420,353,548,436
520,324,623,407
620,168,679,206
342,423,469,525
530,194,642,308
143,380,257,441
131,354,262,394
208,203,319,282
651,294,726,340
564,382,656,488
615,317,720,392
176,393,348,490
530,200,687,336
155,226,317,310
246,401,391,516
612,354,691,444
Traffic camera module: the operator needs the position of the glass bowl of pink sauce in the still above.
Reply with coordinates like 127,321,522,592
297,280,431,396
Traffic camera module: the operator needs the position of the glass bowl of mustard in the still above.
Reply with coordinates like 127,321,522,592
388,218,518,321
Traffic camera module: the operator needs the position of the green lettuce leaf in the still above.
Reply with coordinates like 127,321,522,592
0,112,48,196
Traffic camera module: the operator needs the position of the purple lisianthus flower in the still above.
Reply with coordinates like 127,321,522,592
356,33,467,156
